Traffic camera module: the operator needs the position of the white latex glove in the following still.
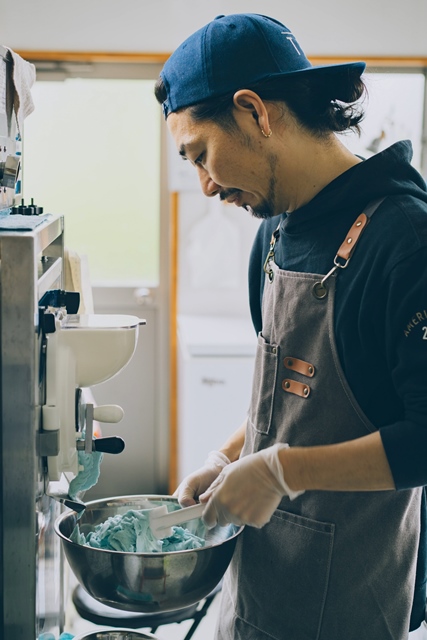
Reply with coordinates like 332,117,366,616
200,443,305,529
173,450,231,507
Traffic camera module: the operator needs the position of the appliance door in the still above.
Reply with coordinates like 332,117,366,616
177,315,256,482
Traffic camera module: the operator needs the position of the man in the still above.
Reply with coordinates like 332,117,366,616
155,13,427,640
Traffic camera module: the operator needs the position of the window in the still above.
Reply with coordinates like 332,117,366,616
339,70,426,175
23,64,162,286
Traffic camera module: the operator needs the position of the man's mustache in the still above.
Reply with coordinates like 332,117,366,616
219,188,242,202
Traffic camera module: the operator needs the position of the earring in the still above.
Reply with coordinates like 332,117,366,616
261,127,272,138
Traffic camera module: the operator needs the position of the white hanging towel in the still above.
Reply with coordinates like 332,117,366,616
3,46,36,133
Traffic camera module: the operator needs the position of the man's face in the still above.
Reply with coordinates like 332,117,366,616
167,108,281,219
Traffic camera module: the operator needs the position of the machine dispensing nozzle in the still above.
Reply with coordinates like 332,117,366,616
76,395,125,455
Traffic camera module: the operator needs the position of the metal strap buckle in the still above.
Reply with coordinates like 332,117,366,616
263,249,275,282
312,253,350,299
263,225,281,283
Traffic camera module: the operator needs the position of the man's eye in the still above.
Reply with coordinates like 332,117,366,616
180,152,204,166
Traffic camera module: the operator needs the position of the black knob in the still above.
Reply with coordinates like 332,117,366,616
93,436,125,454
30,198,44,215
10,197,44,215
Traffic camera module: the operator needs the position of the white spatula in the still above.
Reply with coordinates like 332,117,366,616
149,503,205,539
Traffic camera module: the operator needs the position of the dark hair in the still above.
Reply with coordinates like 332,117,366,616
154,70,367,137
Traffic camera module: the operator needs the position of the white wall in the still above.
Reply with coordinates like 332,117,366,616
3,0,427,57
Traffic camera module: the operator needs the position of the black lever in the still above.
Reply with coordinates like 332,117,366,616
77,436,125,454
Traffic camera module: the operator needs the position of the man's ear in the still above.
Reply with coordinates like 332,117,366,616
233,90,271,135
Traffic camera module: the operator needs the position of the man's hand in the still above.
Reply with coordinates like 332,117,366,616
174,450,231,506
200,444,304,528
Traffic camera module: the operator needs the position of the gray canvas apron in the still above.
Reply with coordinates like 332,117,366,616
216,201,422,640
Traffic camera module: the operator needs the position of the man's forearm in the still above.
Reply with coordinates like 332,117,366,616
279,430,396,492
219,419,247,462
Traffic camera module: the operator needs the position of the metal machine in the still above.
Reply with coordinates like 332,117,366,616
0,45,145,639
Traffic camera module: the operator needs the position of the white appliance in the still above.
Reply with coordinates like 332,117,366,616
177,315,257,481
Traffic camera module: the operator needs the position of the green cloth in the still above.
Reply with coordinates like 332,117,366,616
68,444,103,500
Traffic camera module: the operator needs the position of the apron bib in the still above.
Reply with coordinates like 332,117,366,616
216,202,421,640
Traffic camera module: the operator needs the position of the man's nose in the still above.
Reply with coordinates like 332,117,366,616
198,167,220,197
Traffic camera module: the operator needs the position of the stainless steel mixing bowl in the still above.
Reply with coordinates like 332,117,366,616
55,495,243,613
72,630,158,640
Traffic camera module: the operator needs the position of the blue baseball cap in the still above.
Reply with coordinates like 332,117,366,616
160,13,366,119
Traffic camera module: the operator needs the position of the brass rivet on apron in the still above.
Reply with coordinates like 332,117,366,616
347,238,353,244
356,221,362,227
272,347,277,354
312,281,328,299
287,358,293,367
308,366,313,374
284,381,290,389
303,386,309,396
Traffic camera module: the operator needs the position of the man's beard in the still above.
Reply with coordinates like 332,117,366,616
218,154,278,220
252,154,279,219
219,185,277,220
248,194,276,220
